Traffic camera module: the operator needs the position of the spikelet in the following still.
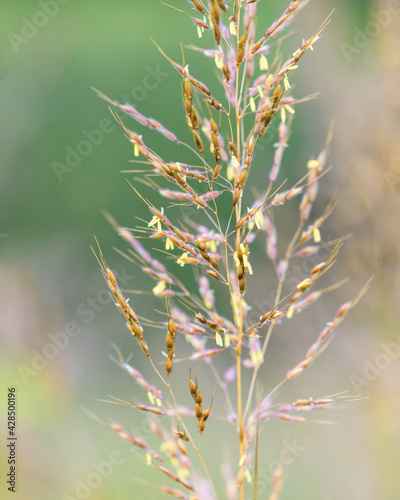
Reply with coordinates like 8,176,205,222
92,241,149,356
209,0,221,45
92,88,179,143
166,316,177,376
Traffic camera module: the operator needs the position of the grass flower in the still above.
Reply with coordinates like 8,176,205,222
91,2,371,498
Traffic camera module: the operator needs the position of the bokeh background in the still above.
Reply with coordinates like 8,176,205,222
1,0,399,498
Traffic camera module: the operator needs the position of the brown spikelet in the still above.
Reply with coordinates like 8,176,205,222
154,465,195,492
209,0,221,45
216,0,227,12
166,315,177,376
191,0,204,14
92,241,149,356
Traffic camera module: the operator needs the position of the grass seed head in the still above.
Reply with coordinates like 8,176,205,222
94,3,361,498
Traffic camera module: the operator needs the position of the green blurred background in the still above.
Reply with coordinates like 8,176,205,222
1,0,399,498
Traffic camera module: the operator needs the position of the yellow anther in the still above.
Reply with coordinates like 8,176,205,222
284,75,291,91
165,237,174,251
215,332,223,346
307,159,320,170
152,281,166,296
177,252,189,267
255,211,264,229
205,240,217,253
214,54,223,69
231,155,240,169
147,391,155,405
259,55,269,71
313,227,321,243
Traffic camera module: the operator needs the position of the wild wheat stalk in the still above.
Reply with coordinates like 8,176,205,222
92,2,369,499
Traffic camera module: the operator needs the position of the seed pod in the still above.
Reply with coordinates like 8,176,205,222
190,108,199,130
273,84,282,104
239,275,246,295
251,39,263,55
237,33,247,65
210,118,221,170
238,167,248,188
227,140,237,157
311,262,326,275
194,388,202,406
195,402,203,420
213,163,221,180
233,187,241,206
297,278,312,292
192,0,204,13
192,130,204,153
198,418,205,434
209,0,221,45
106,269,117,288
216,0,227,11
290,290,303,304
196,240,211,262
168,318,176,335
138,338,150,357
202,405,211,422
210,117,218,134
185,95,192,114
222,62,231,83
238,32,247,49
209,257,220,270
237,264,245,281
195,313,207,324
184,78,192,98
166,330,174,350
173,427,190,442
207,271,220,281
260,309,284,323
189,377,197,399
237,45,245,65
207,97,222,110
165,316,176,376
